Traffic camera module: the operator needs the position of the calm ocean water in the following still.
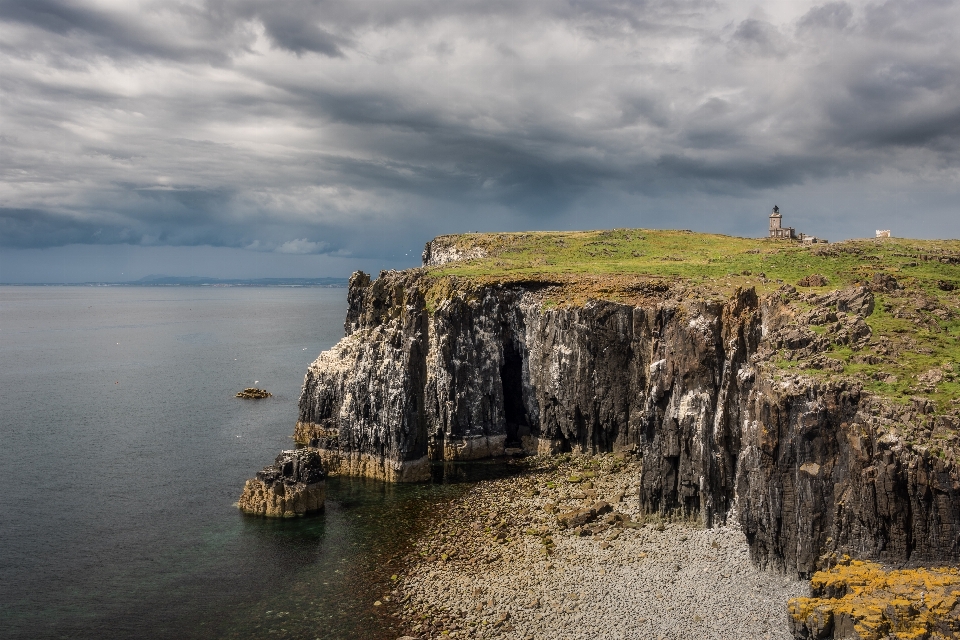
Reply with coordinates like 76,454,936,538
0,286,508,640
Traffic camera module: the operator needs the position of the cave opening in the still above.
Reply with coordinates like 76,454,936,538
500,342,528,446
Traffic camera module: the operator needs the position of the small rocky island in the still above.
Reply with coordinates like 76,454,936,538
237,448,325,517
236,387,271,399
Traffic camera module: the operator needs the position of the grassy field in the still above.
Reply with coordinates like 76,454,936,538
429,229,959,292
425,229,960,409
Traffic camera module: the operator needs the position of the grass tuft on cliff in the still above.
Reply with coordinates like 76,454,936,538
422,229,960,410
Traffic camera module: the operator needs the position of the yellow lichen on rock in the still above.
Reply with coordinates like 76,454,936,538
788,558,960,639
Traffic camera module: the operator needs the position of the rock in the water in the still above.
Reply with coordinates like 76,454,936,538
237,448,325,517
236,387,272,399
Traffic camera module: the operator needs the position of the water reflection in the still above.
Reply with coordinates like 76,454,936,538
430,457,529,484
215,460,523,640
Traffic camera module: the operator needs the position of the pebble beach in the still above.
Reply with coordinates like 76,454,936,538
390,455,808,640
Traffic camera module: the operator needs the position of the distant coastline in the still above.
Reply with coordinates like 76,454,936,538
0,276,349,287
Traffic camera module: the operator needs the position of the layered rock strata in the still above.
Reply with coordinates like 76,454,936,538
295,259,960,574
237,448,325,517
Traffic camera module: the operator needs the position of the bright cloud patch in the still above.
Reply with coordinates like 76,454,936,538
276,239,326,254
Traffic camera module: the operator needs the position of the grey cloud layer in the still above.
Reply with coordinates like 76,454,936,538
2,0,959,255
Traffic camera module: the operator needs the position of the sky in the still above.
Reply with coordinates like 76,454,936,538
2,0,959,282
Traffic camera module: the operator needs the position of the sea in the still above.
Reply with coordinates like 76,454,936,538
0,286,510,640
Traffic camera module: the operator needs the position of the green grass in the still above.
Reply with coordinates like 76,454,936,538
429,229,960,291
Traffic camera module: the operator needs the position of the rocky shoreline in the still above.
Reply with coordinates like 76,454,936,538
387,454,808,639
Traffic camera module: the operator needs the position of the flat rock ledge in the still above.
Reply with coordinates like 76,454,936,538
388,454,808,640
788,559,960,640
237,448,325,517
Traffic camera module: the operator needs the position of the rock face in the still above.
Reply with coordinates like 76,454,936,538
296,265,960,575
237,448,325,517
421,235,488,266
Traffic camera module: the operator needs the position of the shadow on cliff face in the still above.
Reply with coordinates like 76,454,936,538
501,341,528,447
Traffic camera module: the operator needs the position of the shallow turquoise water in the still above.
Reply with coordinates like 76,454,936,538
0,286,513,640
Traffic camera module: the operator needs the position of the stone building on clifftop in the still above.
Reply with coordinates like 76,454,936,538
769,205,827,243
769,205,794,239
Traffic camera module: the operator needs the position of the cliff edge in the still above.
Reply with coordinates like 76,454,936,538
294,229,960,575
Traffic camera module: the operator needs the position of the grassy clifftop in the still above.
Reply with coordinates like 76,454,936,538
427,229,959,293
423,229,960,410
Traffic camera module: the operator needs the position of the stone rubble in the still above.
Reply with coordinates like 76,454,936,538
389,455,808,640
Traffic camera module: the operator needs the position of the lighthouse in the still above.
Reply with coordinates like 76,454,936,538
769,205,796,239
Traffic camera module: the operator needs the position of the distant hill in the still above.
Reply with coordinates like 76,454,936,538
132,275,349,287
3,276,350,286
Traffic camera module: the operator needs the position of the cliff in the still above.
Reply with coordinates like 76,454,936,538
294,230,960,575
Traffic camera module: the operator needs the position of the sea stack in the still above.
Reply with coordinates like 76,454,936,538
237,448,325,517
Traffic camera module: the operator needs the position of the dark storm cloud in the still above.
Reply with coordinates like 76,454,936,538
1,0,960,259
0,207,110,247
0,0,242,63
730,19,789,58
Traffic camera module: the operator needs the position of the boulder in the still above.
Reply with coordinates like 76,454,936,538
869,272,900,292
556,501,613,529
798,274,829,287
